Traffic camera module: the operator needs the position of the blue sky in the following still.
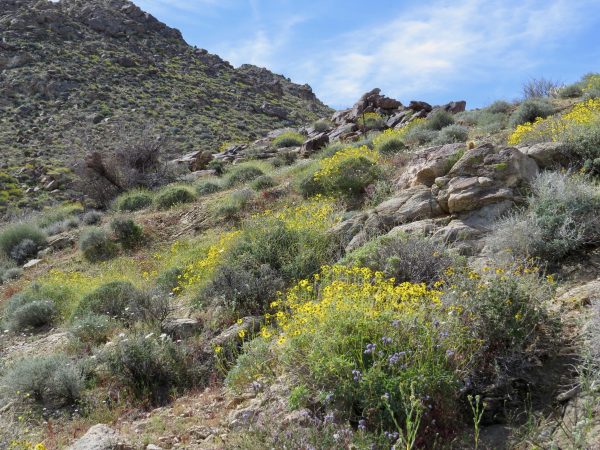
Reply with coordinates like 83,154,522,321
135,0,600,110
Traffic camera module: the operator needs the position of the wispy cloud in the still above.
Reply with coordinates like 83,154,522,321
309,0,596,107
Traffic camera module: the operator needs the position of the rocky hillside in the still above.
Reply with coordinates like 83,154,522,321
0,0,331,213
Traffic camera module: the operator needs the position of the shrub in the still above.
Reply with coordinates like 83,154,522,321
115,189,153,212
559,84,583,99
82,210,103,225
271,150,297,168
312,120,332,133
154,185,196,209
1,267,22,283
251,175,276,191
5,299,57,332
442,262,556,376
434,124,469,144
207,159,225,175
403,125,438,147
70,314,116,345
110,218,144,249
372,129,407,155
44,218,80,236
341,233,454,285
237,265,463,439
79,228,116,262
75,281,168,324
425,109,455,130
216,189,255,220
565,121,600,165
509,99,554,127
225,165,265,187
487,172,600,262
0,224,46,262
357,112,386,130
317,142,345,159
272,131,305,148
102,333,195,405
10,239,40,264
195,180,221,196
311,146,381,200
156,267,184,293
36,203,84,229
0,355,83,409
486,100,513,114
522,77,560,99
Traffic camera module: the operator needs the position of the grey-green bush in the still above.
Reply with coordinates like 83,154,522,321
111,218,144,249
216,189,255,220
70,314,116,345
487,172,600,262
434,125,469,144
82,210,103,225
0,224,46,262
272,131,305,148
225,166,265,187
1,267,22,283
509,99,554,127
196,181,222,196
425,109,455,130
79,228,116,262
102,333,196,405
10,238,40,264
559,84,583,99
154,185,196,209
486,100,513,114
6,300,57,332
251,175,277,191
0,354,83,409
116,190,153,212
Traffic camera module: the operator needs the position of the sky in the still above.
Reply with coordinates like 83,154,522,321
134,0,600,110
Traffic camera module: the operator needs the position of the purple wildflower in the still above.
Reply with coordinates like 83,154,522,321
358,419,367,431
352,369,362,382
364,343,376,354
388,351,406,366
381,336,393,345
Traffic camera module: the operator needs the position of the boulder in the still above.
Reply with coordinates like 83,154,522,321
408,100,432,113
67,424,131,450
208,316,263,351
396,143,465,189
519,142,572,169
162,318,202,340
300,133,329,157
328,123,357,141
441,100,467,114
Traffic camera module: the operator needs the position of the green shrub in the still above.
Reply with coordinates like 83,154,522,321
0,354,83,409
559,84,583,99
82,210,103,225
403,125,438,146
156,267,184,294
272,131,305,148
488,172,600,262
36,203,84,229
434,125,469,144
102,333,196,405
70,314,116,345
10,239,40,264
110,218,144,249
251,175,277,191
0,224,46,262
1,267,22,283
442,261,556,373
373,131,406,155
317,143,345,159
5,299,57,332
425,109,455,130
207,159,225,175
357,112,386,130
225,165,265,187
298,169,325,198
154,185,196,209
115,190,153,212
342,233,454,285
321,156,381,199
75,281,168,324
509,99,554,127
486,100,513,114
312,120,332,133
216,189,255,220
79,228,117,262
271,150,297,168
195,180,222,196
564,122,600,164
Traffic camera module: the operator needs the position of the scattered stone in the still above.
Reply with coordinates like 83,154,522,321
162,318,202,340
67,424,131,450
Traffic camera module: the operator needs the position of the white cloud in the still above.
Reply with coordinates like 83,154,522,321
309,0,596,107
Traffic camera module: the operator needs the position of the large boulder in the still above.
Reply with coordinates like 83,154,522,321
519,142,572,169
67,424,130,450
396,143,465,189
300,133,329,157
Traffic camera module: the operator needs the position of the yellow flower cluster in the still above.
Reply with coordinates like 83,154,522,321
508,98,600,145
9,442,46,450
313,145,379,181
583,74,600,94
255,195,340,232
261,265,442,342
176,231,240,291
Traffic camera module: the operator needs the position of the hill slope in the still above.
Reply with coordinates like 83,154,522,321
0,0,332,168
